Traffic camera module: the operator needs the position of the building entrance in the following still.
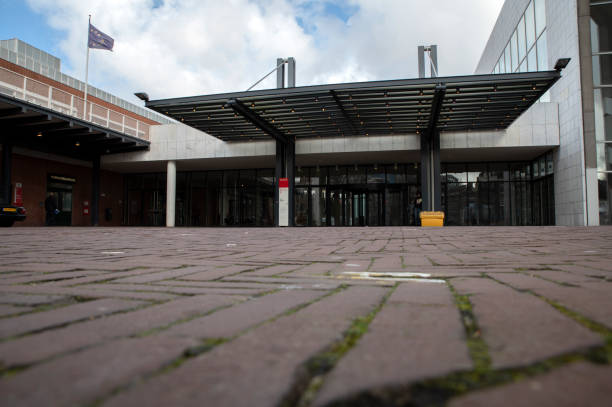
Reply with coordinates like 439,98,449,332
328,186,384,226
46,175,74,226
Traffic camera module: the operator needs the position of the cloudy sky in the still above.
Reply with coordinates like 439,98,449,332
1,0,504,105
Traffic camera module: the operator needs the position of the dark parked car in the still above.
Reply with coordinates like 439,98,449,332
0,204,26,227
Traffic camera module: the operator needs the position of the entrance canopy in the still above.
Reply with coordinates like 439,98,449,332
0,93,150,160
146,71,561,142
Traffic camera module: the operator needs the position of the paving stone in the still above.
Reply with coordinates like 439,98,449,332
0,304,32,317
248,264,303,276
0,298,144,339
313,282,472,406
0,227,611,406
101,286,389,407
0,293,70,305
0,270,107,285
0,285,179,302
165,289,325,339
448,362,612,407
490,273,612,329
451,277,602,368
0,335,198,407
0,294,241,366
109,267,210,283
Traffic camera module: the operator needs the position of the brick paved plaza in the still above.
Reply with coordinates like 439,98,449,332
0,226,611,406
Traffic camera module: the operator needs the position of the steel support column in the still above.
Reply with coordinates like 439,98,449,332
91,155,100,226
421,84,445,212
274,140,284,226
274,139,295,226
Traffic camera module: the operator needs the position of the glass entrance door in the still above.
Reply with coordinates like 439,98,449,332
329,187,382,226
47,178,73,226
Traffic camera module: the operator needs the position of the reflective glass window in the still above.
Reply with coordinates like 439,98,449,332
536,34,548,71
511,31,519,71
446,163,467,183
590,3,612,53
546,152,554,175
386,164,407,184
599,174,612,225
294,187,309,226
593,55,612,85
406,164,418,184
517,15,527,62
467,164,488,182
367,165,385,184
527,46,538,72
348,165,366,184
525,1,536,50
311,187,326,226
329,166,347,185
310,167,326,186
504,44,511,73
488,163,510,181
224,170,239,189
446,183,466,225
535,0,546,37
295,167,309,185
239,170,256,188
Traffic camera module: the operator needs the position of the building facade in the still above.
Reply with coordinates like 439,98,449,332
1,0,608,227
476,0,611,225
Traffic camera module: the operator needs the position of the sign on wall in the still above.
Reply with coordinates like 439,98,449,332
14,182,23,206
279,178,289,227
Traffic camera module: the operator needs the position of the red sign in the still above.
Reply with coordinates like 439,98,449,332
13,182,23,206
82,200,89,216
279,178,289,188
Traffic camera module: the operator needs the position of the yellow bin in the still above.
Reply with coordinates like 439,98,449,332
420,211,445,227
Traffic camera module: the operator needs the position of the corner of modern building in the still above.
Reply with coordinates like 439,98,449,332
0,0,610,227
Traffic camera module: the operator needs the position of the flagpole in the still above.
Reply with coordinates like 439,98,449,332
83,14,91,120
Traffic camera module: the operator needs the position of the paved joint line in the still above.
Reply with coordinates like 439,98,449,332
87,287,347,407
484,274,612,365
516,270,580,288
131,298,251,339
0,295,93,321
447,280,492,373
279,283,399,407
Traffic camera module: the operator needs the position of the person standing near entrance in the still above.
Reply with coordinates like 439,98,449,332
413,192,423,226
45,192,59,226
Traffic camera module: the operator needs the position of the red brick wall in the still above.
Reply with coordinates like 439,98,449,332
8,153,124,226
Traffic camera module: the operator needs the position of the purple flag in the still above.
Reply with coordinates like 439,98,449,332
88,23,114,51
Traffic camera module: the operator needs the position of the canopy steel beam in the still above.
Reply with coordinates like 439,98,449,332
330,90,358,136
226,98,290,144
427,84,446,135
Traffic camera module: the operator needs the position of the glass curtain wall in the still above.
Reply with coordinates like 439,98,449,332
124,169,275,227
293,164,419,227
493,0,549,101
441,155,554,226
591,0,612,224
124,159,554,227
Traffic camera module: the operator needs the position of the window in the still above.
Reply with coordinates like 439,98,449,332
511,31,519,71
536,34,548,71
534,0,546,37
527,46,538,72
591,1,612,224
517,15,527,63
504,44,511,73
525,1,536,50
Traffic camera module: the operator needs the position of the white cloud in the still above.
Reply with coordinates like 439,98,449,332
25,0,504,106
